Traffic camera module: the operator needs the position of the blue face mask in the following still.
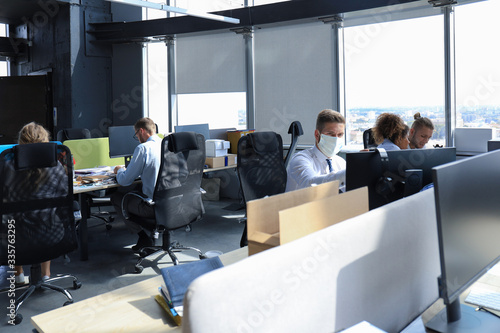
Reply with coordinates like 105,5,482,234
317,134,343,158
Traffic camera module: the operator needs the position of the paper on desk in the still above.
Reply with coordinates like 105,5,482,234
75,166,112,174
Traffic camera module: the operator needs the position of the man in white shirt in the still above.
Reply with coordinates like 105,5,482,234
286,109,346,192
111,117,162,252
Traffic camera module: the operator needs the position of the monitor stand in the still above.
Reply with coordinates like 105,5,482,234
124,155,132,168
425,300,500,332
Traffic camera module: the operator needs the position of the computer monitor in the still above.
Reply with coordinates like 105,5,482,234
174,124,209,141
346,147,456,210
108,125,140,167
425,149,500,332
487,139,500,152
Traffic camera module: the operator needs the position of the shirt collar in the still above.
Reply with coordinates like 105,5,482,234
312,144,329,160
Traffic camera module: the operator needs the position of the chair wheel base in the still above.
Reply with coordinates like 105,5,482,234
63,300,73,306
73,281,82,289
12,313,23,325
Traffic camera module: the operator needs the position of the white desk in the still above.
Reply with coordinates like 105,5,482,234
31,247,248,333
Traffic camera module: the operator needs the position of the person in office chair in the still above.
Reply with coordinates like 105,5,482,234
286,109,346,192
110,117,162,252
11,122,66,285
372,113,410,151
408,112,434,149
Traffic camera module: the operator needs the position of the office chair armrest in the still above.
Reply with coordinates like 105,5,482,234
120,192,155,219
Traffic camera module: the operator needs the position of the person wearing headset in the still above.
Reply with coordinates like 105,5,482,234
408,112,434,149
286,109,346,192
372,113,409,151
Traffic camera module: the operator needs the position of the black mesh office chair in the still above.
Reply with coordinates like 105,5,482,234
363,128,377,149
122,132,207,273
284,121,304,169
0,143,82,325
237,132,287,247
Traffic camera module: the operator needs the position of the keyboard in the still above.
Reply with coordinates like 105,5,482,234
465,264,500,311
465,285,500,311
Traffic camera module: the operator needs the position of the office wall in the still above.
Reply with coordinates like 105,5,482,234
7,1,113,137
6,1,143,137
254,22,335,146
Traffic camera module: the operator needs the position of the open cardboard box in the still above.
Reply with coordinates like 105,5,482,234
247,181,369,255
279,186,368,245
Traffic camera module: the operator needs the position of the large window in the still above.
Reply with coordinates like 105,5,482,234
177,92,246,129
175,31,246,130
143,2,169,134
456,0,500,137
344,15,445,148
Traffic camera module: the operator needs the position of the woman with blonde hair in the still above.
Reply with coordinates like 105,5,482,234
372,113,409,151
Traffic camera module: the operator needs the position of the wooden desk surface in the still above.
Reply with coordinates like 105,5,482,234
31,247,248,333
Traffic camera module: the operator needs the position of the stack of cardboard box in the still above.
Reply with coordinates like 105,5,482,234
205,139,237,168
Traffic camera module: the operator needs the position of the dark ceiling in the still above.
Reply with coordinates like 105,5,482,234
0,0,46,25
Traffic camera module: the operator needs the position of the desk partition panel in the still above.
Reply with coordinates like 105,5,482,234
63,138,123,170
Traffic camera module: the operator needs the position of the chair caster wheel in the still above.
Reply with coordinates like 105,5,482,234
135,265,144,274
185,225,191,232
199,254,207,259
63,301,73,306
13,313,23,325
106,224,112,231
73,281,82,289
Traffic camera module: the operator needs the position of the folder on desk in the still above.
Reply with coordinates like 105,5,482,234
160,257,223,308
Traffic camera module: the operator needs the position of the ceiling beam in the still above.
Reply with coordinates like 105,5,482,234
89,0,421,43
105,0,240,24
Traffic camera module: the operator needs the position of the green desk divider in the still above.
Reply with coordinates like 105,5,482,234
63,137,124,170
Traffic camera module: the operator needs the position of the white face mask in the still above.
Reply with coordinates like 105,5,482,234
317,134,343,157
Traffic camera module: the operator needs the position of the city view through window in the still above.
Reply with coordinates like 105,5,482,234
344,0,500,148
344,14,445,148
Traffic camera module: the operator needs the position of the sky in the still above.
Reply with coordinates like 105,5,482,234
344,0,500,109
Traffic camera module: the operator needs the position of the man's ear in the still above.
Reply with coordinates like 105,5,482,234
314,129,320,143
409,128,415,138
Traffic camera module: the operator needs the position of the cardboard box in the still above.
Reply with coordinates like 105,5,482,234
246,181,369,256
226,154,237,166
227,129,255,154
205,156,225,168
205,139,230,157
205,154,237,168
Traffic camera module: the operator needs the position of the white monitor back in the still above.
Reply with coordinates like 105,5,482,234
455,127,495,154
